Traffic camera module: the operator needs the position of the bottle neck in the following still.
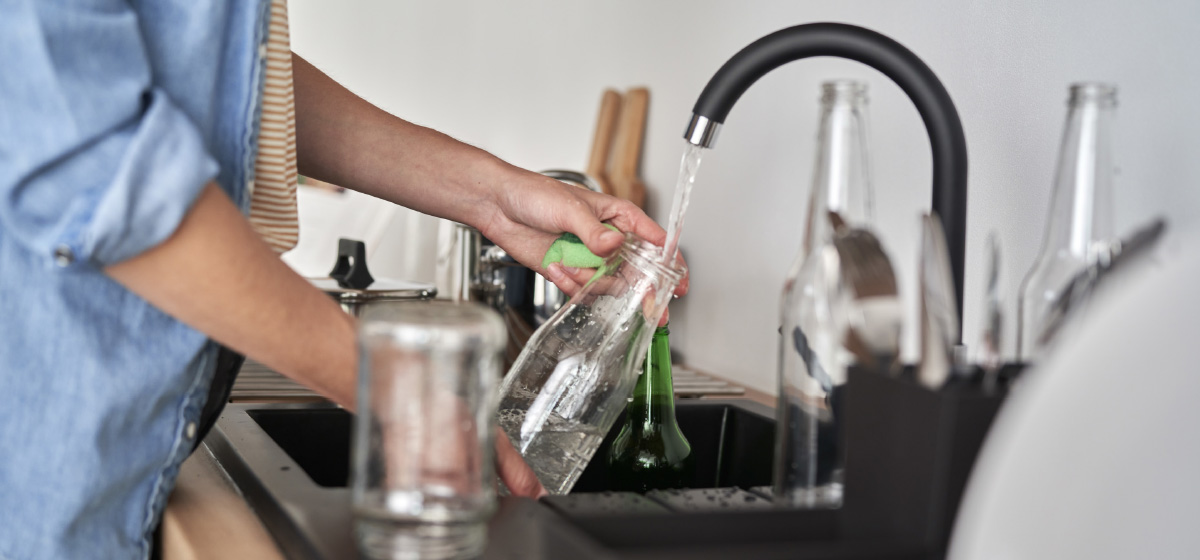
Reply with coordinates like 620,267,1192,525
802,81,874,259
1039,83,1117,262
627,325,676,429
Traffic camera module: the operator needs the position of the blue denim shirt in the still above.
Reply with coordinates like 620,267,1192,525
0,1,270,558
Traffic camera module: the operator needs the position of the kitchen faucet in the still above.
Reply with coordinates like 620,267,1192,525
683,23,970,333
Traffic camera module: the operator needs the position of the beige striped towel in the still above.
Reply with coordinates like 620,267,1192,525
248,0,300,254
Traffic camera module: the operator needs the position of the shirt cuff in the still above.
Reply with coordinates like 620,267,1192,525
58,90,220,268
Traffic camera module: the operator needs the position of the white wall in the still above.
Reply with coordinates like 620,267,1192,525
288,0,1200,394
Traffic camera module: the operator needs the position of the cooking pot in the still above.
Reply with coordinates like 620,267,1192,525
309,238,436,316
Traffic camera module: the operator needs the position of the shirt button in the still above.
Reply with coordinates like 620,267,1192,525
53,246,74,267
185,422,197,440
258,43,268,59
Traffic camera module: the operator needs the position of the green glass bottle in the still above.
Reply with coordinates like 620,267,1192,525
607,324,695,492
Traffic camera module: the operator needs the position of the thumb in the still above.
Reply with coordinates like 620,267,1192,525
578,222,624,258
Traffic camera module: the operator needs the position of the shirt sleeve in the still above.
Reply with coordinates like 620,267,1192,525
0,0,220,269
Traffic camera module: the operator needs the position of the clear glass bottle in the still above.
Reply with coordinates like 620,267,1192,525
607,324,695,492
496,233,685,495
1018,83,1117,360
774,80,874,509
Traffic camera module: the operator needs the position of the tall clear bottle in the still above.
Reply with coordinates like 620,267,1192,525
1018,83,1117,360
496,234,684,495
774,80,874,509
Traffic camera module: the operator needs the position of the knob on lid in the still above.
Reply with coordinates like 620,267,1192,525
329,238,375,290
310,238,436,302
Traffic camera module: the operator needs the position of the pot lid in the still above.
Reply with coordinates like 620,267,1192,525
309,276,435,301
309,238,436,301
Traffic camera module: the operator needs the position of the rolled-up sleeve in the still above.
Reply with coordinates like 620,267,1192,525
0,0,220,268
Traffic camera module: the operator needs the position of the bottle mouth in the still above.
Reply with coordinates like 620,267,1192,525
820,80,869,105
1068,82,1117,107
620,233,687,284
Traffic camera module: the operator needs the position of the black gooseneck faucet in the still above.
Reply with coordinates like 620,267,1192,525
684,23,969,337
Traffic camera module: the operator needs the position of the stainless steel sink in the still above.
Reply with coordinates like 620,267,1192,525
205,395,932,559
226,400,776,492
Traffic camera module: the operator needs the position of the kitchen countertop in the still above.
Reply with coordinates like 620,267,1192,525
163,364,1011,560
163,368,774,560
162,445,284,560
163,446,612,560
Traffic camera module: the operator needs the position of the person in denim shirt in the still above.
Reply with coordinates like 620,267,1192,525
0,1,687,558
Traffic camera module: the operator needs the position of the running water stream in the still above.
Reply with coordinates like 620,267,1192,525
661,144,707,263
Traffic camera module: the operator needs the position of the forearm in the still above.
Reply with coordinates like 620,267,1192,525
105,183,357,407
289,54,686,297
292,54,513,229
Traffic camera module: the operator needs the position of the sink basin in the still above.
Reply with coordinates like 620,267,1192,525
245,407,351,487
207,396,924,559
241,400,776,492
573,400,776,492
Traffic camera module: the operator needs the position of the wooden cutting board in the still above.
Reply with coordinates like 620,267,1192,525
586,89,621,197
606,87,649,209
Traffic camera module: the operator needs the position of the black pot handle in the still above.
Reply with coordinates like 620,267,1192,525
329,238,375,290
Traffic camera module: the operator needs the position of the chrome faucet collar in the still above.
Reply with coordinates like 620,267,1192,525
684,114,722,148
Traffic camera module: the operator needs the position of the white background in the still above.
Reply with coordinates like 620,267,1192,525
287,0,1200,394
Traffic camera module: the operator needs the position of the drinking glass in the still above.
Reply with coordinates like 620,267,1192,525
353,301,506,560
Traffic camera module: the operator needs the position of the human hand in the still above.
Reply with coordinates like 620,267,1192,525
372,376,545,499
476,169,689,299
494,427,547,499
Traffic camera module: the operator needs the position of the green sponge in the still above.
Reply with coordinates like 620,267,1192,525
541,224,620,269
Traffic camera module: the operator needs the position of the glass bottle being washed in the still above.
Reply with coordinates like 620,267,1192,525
497,233,685,495
775,80,876,509
1017,83,1117,361
607,324,694,492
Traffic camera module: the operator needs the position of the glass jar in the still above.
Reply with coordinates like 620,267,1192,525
496,233,685,495
353,301,506,560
